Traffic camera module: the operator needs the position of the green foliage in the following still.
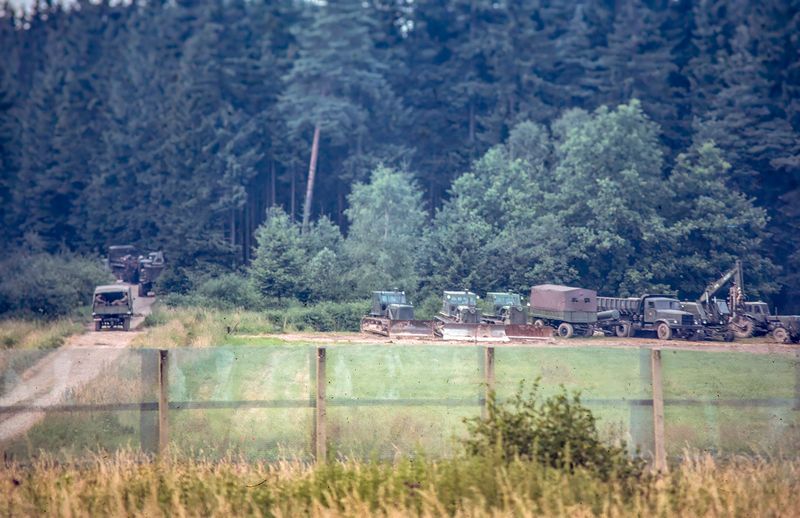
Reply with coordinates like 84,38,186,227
195,273,263,310
249,207,306,301
344,166,426,296
463,382,645,481
263,301,369,332
0,252,113,317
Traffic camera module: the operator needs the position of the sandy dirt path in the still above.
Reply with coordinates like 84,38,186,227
0,287,155,443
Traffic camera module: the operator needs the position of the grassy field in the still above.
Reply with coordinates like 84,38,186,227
2,451,799,517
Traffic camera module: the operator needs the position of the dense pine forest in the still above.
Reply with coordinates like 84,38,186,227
0,0,799,311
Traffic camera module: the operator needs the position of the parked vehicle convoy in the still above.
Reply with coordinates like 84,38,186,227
92,285,134,331
529,284,598,338
360,291,434,338
434,291,507,341
597,294,702,340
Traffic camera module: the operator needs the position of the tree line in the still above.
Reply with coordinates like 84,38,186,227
0,0,798,309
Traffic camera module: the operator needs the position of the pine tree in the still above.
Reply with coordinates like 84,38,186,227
249,207,306,300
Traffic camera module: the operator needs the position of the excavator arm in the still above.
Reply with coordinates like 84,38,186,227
700,260,743,305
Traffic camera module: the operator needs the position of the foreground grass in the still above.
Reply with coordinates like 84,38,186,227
0,318,84,350
2,451,798,517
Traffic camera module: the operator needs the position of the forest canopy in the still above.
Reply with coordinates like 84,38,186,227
0,0,798,309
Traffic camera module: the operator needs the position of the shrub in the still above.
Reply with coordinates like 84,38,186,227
265,301,369,332
463,381,645,481
0,252,113,317
195,273,263,310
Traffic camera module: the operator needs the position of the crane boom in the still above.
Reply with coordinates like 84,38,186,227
700,260,743,305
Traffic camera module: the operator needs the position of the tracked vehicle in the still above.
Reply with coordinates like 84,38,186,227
360,291,433,339
435,291,508,341
483,292,552,339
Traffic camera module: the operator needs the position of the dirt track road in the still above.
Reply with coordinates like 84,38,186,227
0,287,154,443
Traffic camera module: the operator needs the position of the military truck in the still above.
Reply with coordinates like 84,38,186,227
108,245,139,283
529,284,598,338
434,291,507,341
680,301,735,342
597,294,702,340
137,251,166,297
92,285,134,331
360,291,433,338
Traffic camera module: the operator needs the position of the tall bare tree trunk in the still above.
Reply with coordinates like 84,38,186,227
302,124,321,233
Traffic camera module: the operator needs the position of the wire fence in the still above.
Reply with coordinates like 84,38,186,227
1,344,798,464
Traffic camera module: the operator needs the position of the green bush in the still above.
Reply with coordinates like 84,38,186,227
265,301,369,332
195,273,263,310
463,381,645,481
0,253,113,317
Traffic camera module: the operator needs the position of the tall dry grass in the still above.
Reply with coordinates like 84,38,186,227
0,318,84,350
2,451,798,517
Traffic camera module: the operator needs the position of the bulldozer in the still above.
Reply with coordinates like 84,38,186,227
360,291,434,339
434,291,508,341
482,292,552,340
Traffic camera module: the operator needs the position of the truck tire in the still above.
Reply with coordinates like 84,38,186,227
557,322,574,338
615,323,630,338
533,319,546,328
731,317,754,339
657,322,673,340
772,327,789,344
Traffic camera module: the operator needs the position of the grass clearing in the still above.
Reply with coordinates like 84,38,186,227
3,451,800,517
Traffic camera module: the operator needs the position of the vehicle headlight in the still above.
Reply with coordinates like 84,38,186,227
669,319,677,324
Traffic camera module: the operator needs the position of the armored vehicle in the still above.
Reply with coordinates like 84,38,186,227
597,294,701,340
92,285,134,331
137,251,166,297
529,284,598,338
434,291,507,341
360,291,433,338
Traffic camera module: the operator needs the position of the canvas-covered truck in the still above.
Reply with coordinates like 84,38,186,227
529,284,598,338
360,291,434,338
92,285,134,331
597,294,702,340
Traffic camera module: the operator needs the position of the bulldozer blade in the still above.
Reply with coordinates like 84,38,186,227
436,323,509,342
388,320,435,339
361,317,390,337
504,324,554,340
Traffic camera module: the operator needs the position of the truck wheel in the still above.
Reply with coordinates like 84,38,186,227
94,321,101,332
691,330,706,341
772,327,789,344
731,318,754,339
533,319,545,328
615,324,630,338
557,322,574,338
123,318,131,332
657,323,673,340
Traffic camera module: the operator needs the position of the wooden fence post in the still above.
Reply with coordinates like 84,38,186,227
630,348,654,456
140,349,158,454
314,347,327,462
650,349,667,472
158,349,169,455
482,346,495,419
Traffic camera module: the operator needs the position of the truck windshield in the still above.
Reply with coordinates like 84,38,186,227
652,299,680,310
493,294,520,305
379,293,406,304
447,294,476,305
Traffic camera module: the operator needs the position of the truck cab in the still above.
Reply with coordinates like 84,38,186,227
640,295,699,339
92,285,134,331
441,291,480,323
369,291,415,320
